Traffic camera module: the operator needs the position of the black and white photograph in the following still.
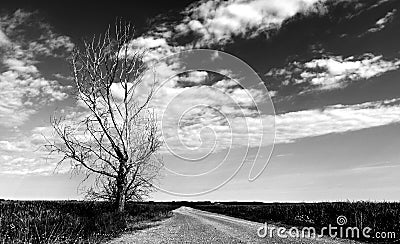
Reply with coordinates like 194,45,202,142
0,0,399,243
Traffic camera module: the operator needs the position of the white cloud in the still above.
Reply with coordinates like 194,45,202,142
147,70,273,155
135,0,326,51
29,35,74,57
0,140,26,152
269,90,277,97
0,126,69,175
0,156,63,175
178,71,209,84
213,78,238,89
267,54,400,91
123,0,333,118
172,0,324,46
3,58,38,74
366,9,396,33
0,9,75,57
7,97,400,174
0,29,10,46
0,10,71,127
155,84,400,151
0,67,68,127
131,36,168,49
275,98,400,143
128,36,184,63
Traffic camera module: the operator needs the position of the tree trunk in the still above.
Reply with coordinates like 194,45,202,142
115,178,126,213
115,158,128,213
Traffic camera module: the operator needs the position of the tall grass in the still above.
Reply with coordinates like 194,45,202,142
194,201,400,243
0,200,178,243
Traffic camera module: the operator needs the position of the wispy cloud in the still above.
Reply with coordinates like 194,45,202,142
148,0,325,47
0,140,27,152
0,9,74,57
365,9,396,34
350,161,400,172
124,0,323,153
275,98,400,143
266,53,400,92
3,1,399,178
0,29,10,46
126,0,400,153
0,59,69,126
160,96,400,148
0,9,73,127
149,71,272,154
127,0,328,65
0,126,69,175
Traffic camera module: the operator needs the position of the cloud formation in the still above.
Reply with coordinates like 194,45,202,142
145,68,273,155
0,9,74,57
0,10,72,127
266,54,400,91
0,125,69,175
275,98,400,143
153,0,325,47
128,0,327,64
366,9,397,33
125,0,324,155
3,1,399,177
3,96,400,175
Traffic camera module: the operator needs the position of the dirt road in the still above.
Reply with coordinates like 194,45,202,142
107,207,360,244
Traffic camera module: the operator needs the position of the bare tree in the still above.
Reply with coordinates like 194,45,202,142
47,21,162,213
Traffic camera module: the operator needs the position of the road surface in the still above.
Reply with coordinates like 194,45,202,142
107,207,361,244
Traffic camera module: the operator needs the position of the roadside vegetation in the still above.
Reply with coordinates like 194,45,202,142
0,200,178,243
1,200,398,243
193,201,400,243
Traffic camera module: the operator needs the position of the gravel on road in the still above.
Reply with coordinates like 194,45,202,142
106,207,363,244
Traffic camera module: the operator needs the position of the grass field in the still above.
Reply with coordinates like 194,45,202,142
0,200,179,244
193,201,400,243
1,200,398,243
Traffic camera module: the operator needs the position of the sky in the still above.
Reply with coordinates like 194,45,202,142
0,0,399,202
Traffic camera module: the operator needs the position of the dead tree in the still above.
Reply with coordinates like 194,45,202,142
47,22,162,213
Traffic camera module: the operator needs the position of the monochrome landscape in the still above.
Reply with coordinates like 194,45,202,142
0,0,399,243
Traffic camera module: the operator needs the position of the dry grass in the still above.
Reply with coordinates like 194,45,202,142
194,201,400,243
0,200,178,244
